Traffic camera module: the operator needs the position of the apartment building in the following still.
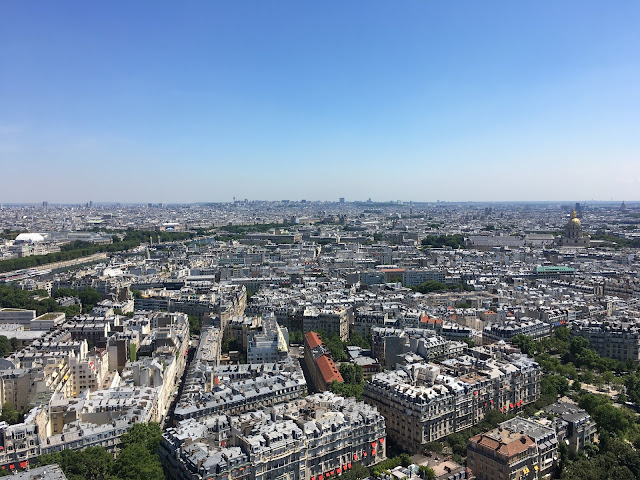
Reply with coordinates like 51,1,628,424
570,318,640,361
162,392,386,480
303,307,349,342
545,401,596,453
247,313,289,364
467,417,558,480
370,327,449,367
363,354,540,452
483,319,551,343
303,332,343,392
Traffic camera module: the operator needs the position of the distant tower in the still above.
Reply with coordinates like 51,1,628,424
574,202,583,218
339,197,345,204
42,201,48,209
621,201,627,212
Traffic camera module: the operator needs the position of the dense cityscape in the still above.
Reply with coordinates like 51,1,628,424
0,200,638,479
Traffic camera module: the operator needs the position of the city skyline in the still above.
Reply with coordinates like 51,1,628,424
2,2,640,203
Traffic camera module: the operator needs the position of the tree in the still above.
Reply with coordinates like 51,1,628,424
0,402,20,425
422,441,444,454
36,447,114,480
581,370,595,385
339,363,363,385
0,336,12,357
329,381,364,401
188,315,201,336
113,443,164,480
53,287,79,299
511,334,536,355
348,332,371,350
418,466,435,480
78,287,102,309
570,336,590,358
119,422,163,454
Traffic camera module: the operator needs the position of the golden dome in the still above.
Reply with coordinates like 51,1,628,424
569,210,581,226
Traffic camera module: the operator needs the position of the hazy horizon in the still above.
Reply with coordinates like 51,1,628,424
2,2,639,203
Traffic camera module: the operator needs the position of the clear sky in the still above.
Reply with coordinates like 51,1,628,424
1,1,639,203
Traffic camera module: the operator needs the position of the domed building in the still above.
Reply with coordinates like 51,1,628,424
556,210,590,247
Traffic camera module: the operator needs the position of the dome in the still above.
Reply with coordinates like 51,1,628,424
14,233,45,243
568,210,581,226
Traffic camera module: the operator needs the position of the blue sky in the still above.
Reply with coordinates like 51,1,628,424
1,1,639,203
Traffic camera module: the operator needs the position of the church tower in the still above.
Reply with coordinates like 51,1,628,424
557,210,590,247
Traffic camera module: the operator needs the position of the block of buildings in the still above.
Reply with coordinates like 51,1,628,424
363,353,540,452
467,417,558,480
570,318,640,361
303,332,343,392
162,392,386,480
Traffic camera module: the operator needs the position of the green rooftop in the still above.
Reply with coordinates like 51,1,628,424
535,266,576,273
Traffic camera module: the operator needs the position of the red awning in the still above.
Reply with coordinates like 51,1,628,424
9,465,14,470
371,442,376,447
372,450,376,455
379,438,384,443
348,463,352,469
19,462,26,469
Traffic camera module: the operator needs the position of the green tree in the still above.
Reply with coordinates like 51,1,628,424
418,466,435,480
0,402,20,425
78,287,101,309
113,443,164,480
129,344,137,363
36,447,114,480
511,334,536,355
53,287,79,298
422,441,444,454
0,336,12,357
119,422,163,454
339,363,363,385
188,315,201,335
347,332,371,349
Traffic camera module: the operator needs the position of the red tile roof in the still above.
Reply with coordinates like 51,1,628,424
305,331,323,349
316,354,343,384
